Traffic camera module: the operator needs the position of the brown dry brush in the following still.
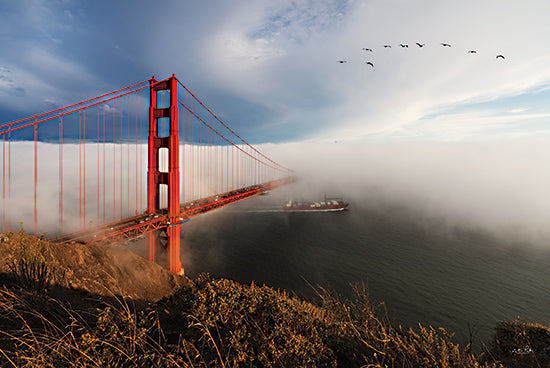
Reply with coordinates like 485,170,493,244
0,269,505,367
490,319,550,368
6,226,63,294
0,231,513,367
305,283,503,368
157,274,338,367
0,286,201,367
157,275,504,368
0,231,188,367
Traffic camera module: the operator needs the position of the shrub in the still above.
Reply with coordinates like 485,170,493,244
8,227,60,293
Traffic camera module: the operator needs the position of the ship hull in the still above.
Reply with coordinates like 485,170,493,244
283,206,348,212
283,201,349,212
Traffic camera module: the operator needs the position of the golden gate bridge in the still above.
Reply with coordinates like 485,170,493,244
0,75,295,272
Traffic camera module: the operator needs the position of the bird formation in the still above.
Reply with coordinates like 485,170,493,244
338,41,506,68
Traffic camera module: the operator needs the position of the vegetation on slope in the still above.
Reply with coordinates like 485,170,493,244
0,231,547,367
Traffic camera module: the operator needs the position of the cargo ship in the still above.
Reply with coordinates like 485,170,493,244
283,197,349,212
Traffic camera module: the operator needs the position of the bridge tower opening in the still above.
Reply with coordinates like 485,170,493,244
147,75,182,273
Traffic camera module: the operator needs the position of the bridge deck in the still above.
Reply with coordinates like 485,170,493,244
50,177,295,245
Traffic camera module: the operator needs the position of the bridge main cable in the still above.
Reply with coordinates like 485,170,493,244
175,77,294,174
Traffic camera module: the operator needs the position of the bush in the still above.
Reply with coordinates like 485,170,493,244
7,227,60,293
491,319,550,368
158,274,337,367
157,276,502,368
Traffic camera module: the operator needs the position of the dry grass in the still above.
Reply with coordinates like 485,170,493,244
155,275,505,368
491,319,550,368
5,226,63,293
0,271,506,368
0,231,545,367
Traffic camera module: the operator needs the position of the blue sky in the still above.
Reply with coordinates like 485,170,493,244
2,0,550,143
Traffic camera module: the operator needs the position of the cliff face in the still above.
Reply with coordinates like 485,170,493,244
0,230,193,301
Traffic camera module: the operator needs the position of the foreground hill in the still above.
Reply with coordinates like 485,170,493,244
0,230,547,367
0,229,192,301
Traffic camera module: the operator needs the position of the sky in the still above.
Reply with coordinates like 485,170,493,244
4,0,550,242
2,0,550,143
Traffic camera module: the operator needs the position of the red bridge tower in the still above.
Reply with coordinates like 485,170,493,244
147,75,182,273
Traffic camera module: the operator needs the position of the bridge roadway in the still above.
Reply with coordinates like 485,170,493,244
50,177,295,246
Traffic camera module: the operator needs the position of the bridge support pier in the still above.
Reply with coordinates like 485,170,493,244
147,75,182,273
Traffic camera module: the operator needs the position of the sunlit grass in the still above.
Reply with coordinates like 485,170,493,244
0,231,547,367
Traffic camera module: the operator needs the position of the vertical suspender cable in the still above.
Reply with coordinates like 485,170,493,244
103,104,106,224
127,94,130,216
205,119,209,195
135,92,138,215
182,106,185,203
7,131,10,230
139,90,142,212
201,120,204,197
83,110,86,229
2,134,4,232
214,134,217,194
210,125,213,196
214,133,217,195
226,140,228,193
198,110,200,198
180,98,184,203
210,123,213,196
97,107,100,224
59,117,63,236
34,123,37,236
120,96,123,219
79,111,82,228
113,100,116,222
202,120,205,197
190,109,194,200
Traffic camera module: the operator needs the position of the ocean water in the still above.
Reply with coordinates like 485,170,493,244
164,190,550,349
123,187,550,350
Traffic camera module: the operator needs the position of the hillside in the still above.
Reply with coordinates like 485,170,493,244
0,229,548,367
0,228,192,301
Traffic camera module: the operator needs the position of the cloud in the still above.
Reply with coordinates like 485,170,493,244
0,67,25,95
192,0,550,142
248,0,349,44
508,108,529,114
4,134,550,250
0,46,101,114
3,1,550,143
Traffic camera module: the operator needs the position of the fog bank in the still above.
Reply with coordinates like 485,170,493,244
261,140,550,245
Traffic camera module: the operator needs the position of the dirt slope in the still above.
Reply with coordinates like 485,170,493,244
0,230,192,301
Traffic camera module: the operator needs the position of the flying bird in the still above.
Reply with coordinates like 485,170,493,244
467,50,477,53
441,43,451,47
399,44,409,48
416,42,425,47
383,45,392,48
365,62,374,67
337,60,348,63
496,54,505,59
362,48,373,52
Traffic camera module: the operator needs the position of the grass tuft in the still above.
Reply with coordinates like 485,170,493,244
7,226,62,293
